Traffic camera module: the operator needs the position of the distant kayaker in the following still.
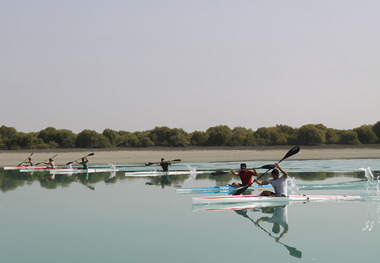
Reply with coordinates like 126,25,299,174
76,157,89,169
254,163,288,197
22,157,34,166
44,158,55,169
156,158,172,172
230,163,258,187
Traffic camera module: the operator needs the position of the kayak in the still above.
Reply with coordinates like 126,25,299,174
176,184,272,194
4,165,48,170
50,168,119,174
192,194,363,205
18,168,118,174
125,170,204,177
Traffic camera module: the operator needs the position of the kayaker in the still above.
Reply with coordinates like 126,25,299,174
76,157,89,169
44,158,55,169
22,157,34,166
156,158,172,172
230,163,258,187
254,163,288,197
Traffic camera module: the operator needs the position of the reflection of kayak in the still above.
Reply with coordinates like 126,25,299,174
125,170,204,177
192,201,291,212
192,194,363,205
177,184,272,194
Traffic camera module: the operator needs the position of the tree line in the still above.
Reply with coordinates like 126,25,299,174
1,122,380,150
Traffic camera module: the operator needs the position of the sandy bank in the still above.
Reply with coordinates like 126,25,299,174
1,145,380,167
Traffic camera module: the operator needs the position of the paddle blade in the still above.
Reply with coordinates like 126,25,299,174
87,153,95,157
285,244,302,258
171,159,181,162
279,146,300,163
258,164,275,170
145,162,155,166
211,171,228,176
66,161,74,165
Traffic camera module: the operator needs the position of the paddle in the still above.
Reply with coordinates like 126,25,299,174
233,146,300,195
66,153,95,165
18,153,33,166
145,159,181,166
35,154,58,166
212,164,276,176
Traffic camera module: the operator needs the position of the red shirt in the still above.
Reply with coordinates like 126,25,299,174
238,170,255,185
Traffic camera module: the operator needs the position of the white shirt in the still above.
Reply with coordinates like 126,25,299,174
267,175,287,196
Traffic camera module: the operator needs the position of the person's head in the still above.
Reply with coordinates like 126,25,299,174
161,158,165,162
28,158,32,161
82,158,85,162
49,158,53,162
271,169,280,179
240,163,247,171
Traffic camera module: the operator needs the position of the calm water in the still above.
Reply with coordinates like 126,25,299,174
1,159,380,263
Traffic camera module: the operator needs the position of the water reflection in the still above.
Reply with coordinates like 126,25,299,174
145,175,172,188
241,205,302,259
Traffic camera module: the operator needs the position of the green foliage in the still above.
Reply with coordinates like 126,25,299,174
55,129,76,148
190,131,209,146
205,125,233,146
373,121,380,142
1,120,380,149
254,126,289,145
76,129,111,148
325,128,340,144
230,127,257,146
354,125,378,143
294,124,326,145
339,130,360,144
103,129,120,147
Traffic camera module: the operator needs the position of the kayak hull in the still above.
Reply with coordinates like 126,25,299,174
125,170,203,177
50,168,119,174
4,166,48,170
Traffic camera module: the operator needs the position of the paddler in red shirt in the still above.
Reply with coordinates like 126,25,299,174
230,163,258,187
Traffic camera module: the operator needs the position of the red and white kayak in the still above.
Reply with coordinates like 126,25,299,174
50,168,119,174
192,194,363,205
4,165,48,170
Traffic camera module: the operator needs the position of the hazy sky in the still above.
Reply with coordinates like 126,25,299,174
1,0,379,133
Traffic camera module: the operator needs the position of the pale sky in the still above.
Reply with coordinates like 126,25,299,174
1,0,379,133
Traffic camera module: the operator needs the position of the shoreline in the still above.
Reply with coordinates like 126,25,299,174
1,145,380,167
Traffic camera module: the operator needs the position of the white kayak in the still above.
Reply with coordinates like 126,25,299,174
50,168,119,174
18,168,118,174
125,170,204,177
192,194,363,205
4,165,48,170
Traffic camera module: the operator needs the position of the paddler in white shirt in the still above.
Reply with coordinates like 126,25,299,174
254,163,288,197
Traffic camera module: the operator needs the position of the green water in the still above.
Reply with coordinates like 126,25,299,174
1,159,379,263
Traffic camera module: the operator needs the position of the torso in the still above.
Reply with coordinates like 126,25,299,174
268,176,287,196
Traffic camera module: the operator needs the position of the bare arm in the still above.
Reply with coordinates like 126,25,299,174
275,163,288,179
254,179,269,185
230,170,239,176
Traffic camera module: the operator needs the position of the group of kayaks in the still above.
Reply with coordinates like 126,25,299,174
5,165,119,175
4,147,364,207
